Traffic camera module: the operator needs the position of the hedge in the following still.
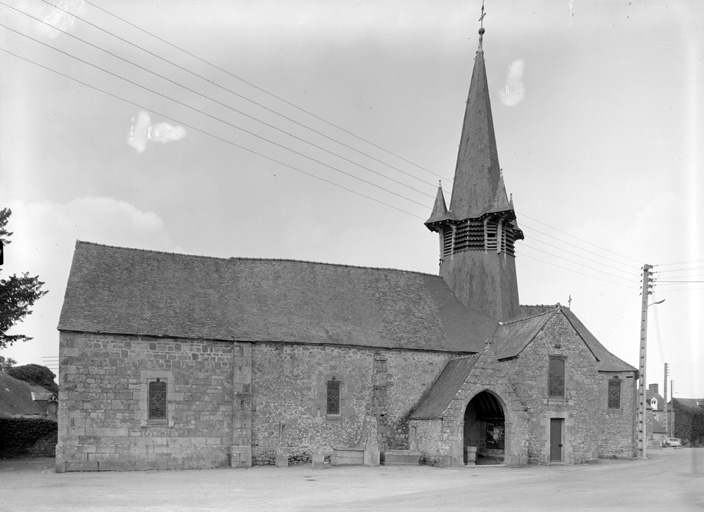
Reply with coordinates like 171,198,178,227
0,417,57,458
673,401,704,446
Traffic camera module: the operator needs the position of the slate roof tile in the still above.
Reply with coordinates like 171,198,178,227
58,241,498,353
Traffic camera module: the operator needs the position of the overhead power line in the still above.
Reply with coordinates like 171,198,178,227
0,46,425,221
517,211,643,266
521,243,635,284
0,23,433,211
31,0,444,191
3,3,435,202
0,5,664,285
79,0,449,184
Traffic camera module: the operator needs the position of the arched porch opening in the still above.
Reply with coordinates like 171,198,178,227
463,390,505,465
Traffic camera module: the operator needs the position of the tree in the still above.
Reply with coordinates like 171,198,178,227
0,355,16,371
7,364,58,394
0,208,48,349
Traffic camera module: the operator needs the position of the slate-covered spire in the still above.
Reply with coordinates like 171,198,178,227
424,22,523,322
425,181,455,226
449,31,503,220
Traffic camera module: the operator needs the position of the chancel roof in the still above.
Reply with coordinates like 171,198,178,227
58,241,498,352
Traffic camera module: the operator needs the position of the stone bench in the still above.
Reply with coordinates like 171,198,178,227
332,448,365,466
381,450,420,466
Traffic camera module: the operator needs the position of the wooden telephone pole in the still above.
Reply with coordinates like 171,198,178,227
663,363,669,439
637,265,653,459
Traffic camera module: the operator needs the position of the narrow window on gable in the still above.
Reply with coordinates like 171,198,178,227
148,378,167,420
326,379,341,416
608,376,622,409
548,356,565,398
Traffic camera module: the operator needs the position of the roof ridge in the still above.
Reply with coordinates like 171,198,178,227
501,307,558,325
75,240,442,278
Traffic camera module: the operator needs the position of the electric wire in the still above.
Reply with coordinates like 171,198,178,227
520,242,635,284
518,251,634,288
80,0,449,184
521,221,638,275
33,0,444,191
0,23,432,211
520,228,636,277
1,29,679,287
0,46,425,221
517,211,643,266
2,3,435,201
0,9,674,288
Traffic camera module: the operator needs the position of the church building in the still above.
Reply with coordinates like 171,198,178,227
55,26,637,472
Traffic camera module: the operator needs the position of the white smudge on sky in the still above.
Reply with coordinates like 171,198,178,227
35,0,86,39
128,111,187,154
498,59,526,107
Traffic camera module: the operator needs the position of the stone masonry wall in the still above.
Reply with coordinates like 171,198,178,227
56,332,240,471
505,312,601,464
251,343,451,464
597,371,637,458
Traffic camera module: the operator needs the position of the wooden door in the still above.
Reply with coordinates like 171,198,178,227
550,418,563,462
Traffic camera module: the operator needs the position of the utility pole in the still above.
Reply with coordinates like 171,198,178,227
663,363,669,439
637,264,653,459
671,379,675,438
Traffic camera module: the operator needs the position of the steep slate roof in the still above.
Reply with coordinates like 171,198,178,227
493,309,557,360
0,373,46,417
58,241,498,352
561,308,636,372
493,307,635,372
409,355,480,420
425,184,456,226
448,44,505,220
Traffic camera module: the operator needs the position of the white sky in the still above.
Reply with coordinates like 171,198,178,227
1,0,702,398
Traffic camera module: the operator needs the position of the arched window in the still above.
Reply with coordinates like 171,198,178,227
326,378,341,416
608,376,622,409
148,378,167,420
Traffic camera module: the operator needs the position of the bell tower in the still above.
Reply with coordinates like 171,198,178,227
425,25,523,322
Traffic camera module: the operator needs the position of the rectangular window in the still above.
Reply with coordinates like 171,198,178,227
548,356,565,398
148,378,167,420
608,377,622,409
326,380,340,416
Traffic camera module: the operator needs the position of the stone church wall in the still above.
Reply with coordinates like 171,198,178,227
597,371,637,458
251,343,452,464
56,332,239,471
504,313,601,464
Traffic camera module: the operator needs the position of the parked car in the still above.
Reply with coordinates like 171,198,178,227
665,437,681,448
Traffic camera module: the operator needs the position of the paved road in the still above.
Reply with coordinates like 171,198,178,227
0,448,701,511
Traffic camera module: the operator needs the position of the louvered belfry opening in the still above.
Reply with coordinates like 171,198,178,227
463,391,505,465
439,214,518,258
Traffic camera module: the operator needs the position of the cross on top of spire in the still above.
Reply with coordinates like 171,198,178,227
478,0,486,49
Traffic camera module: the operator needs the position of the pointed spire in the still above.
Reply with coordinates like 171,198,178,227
483,169,511,214
425,181,454,226
448,23,503,220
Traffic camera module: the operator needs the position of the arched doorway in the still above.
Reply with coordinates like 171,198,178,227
463,391,505,465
